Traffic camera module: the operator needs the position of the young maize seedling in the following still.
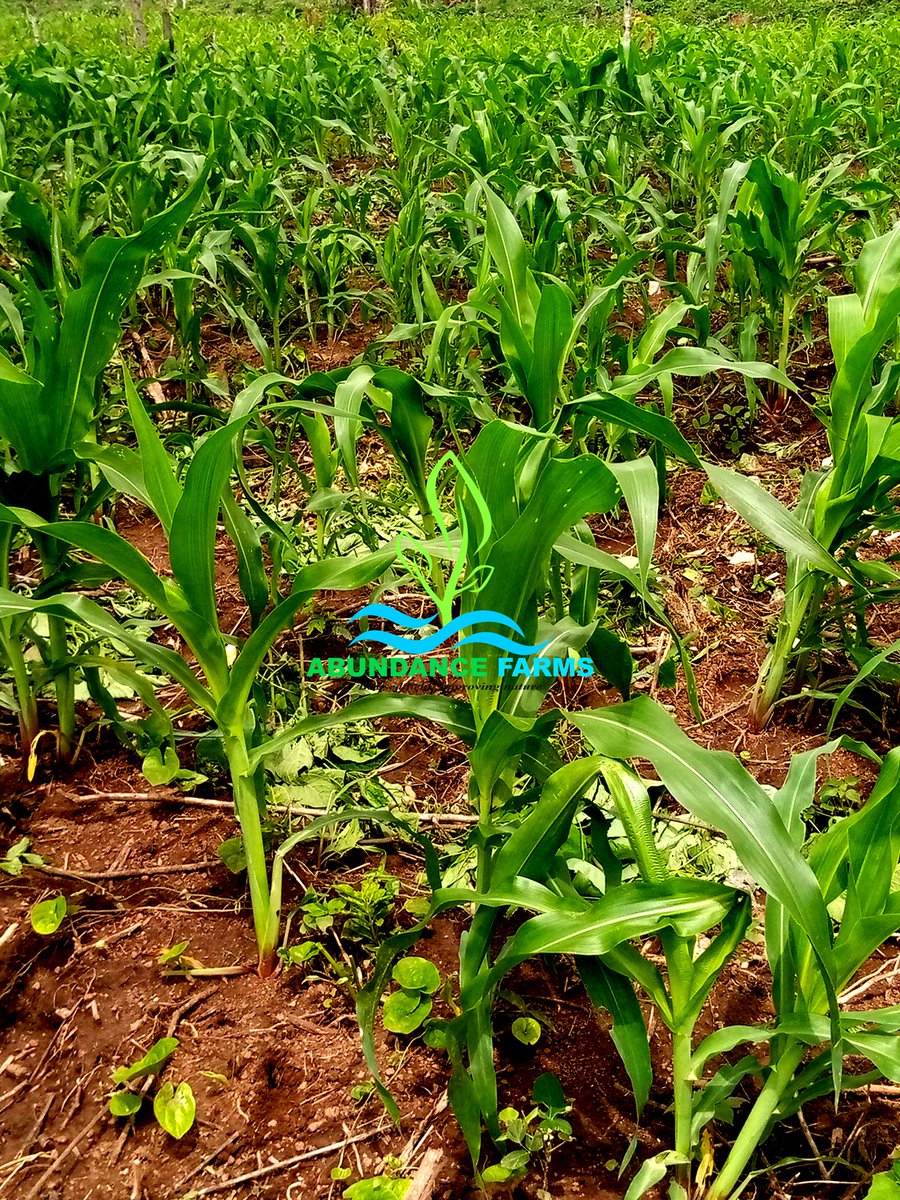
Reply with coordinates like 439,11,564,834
0,167,208,764
0,371,394,975
700,224,900,727
572,696,900,1199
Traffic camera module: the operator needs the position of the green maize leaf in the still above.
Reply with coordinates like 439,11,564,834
41,520,169,610
431,879,577,915
217,547,393,728
0,352,44,474
689,1055,762,1147
564,393,702,467
583,625,634,699
691,161,751,299
359,761,600,1139
333,365,373,488
525,283,574,429
489,756,604,890
366,368,434,506
215,590,310,730
842,779,900,926
598,758,667,885
229,372,292,421
578,956,651,1117
765,741,840,1025
462,992,500,1144
500,619,595,723
691,1024,777,1074
610,457,658,595
834,1004,900,1032
633,301,690,368
491,878,736,978
856,223,900,326
570,695,843,1085
3,508,228,696
778,1017,900,1082
74,442,153,510
221,487,268,628
611,347,793,400
808,749,900,905
493,286,535,394
623,1152,685,1200
834,902,900,989
0,589,215,711
18,167,207,476
465,449,619,633
680,892,753,1027
459,418,524,540
123,365,182,531
830,295,900,456
291,546,396,601
827,293,866,382
467,710,535,803
169,416,253,629
826,640,900,735
773,740,843,845
701,461,849,580
569,698,835,953
478,178,538,332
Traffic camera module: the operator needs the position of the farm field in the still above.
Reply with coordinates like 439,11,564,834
4,1,900,1197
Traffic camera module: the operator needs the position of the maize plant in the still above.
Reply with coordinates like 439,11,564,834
0,370,394,974
0,168,207,763
572,697,900,1199
702,224,900,727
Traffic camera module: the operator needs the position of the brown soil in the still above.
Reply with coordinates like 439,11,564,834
4,754,900,1199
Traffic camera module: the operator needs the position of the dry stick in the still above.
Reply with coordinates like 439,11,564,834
683,697,750,732
22,1108,106,1200
165,984,219,1039
797,1108,829,1181
24,2,40,41
839,954,900,1005
129,0,148,46
75,790,477,825
400,1090,448,1167
0,1081,29,1114
175,1131,242,1189
403,1147,446,1200
16,1093,55,1159
35,860,219,882
192,1125,392,1196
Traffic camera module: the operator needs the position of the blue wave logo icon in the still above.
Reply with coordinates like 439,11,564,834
348,604,551,656
347,450,550,659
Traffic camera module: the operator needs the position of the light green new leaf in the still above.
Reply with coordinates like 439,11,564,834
153,1081,196,1139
